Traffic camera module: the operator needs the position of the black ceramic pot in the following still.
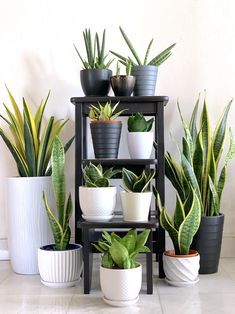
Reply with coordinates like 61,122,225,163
110,75,136,96
90,121,122,158
191,214,224,274
131,65,158,96
80,69,112,96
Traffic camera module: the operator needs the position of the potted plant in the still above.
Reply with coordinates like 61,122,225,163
89,100,127,158
153,185,201,286
120,168,155,222
110,60,136,96
38,137,83,288
0,87,74,275
79,163,121,221
127,113,154,158
74,28,114,96
93,228,150,306
110,26,176,96
162,95,235,274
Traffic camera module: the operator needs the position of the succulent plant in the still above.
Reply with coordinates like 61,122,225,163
128,113,154,132
121,168,155,192
82,162,121,187
93,228,150,269
89,101,127,121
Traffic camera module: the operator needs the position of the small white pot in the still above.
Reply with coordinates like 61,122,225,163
100,264,142,306
79,186,116,221
127,132,154,159
163,250,200,286
38,243,83,288
120,191,152,222
7,176,54,274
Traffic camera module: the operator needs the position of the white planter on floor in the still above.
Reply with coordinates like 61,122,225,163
163,250,200,286
100,264,142,306
127,132,154,159
7,176,54,274
79,186,116,221
120,191,152,222
38,243,83,288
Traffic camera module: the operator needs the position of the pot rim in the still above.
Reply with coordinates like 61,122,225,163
80,68,112,72
201,213,224,218
79,186,116,190
127,131,154,134
90,120,121,124
111,75,135,79
7,176,51,180
39,243,82,251
164,249,199,258
100,263,142,272
120,190,152,195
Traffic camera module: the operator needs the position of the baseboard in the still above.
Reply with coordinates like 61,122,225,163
0,239,10,260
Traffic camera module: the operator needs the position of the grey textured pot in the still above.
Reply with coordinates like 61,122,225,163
131,65,158,96
80,69,112,96
191,214,224,274
90,121,122,158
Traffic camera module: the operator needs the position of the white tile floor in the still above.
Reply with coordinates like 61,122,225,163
0,256,235,313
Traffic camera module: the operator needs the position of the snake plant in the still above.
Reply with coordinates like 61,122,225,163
74,28,114,69
121,168,155,192
93,228,150,269
153,185,201,255
43,137,72,250
110,26,176,67
89,100,127,121
161,95,235,216
128,113,154,132
82,162,121,187
0,87,74,177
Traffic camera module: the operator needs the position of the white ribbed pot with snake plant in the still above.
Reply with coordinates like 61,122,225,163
153,185,201,286
38,137,83,288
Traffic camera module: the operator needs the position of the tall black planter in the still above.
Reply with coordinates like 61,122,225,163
191,214,224,274
80,69,112,96
131,65,158,96
90,121,122,158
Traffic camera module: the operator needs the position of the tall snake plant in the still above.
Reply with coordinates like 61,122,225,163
162,95,235,216
0,87,74,177
43,137,72,250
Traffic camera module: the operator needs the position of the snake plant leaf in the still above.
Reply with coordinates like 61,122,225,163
144,39,154,65
148,43,176,66
208,176,219,216
94,177,109,187
74,44,89,69
182,137,192,165
34,91,50,138
92,243,106,253
110,239,129,269
102,252,113,268
103,167,121,179
146,117,154,131
136,229,151,250
200,98,210,171
121,230,136,255
189,94,200,144
174,194,185,230
109,50,127,62
178,193,201,255
119,26,142,65
86,163,102,182
60,226,71,250
101,230,112,244
183,188,194,215
122,168,138,191
24,117,36,176
225,128,235,165
97,240,110,252
141,169,156,192
133,170,147,192
43,192,64,250
63,193,73,231
52,137,65,226
211,100,232,165
193,130,204,190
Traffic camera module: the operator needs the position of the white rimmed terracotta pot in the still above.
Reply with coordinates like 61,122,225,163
38,243,83,288
163,250,200,286
79,186,116,221
7,176,54,274
120,191,152,222
127,132,154,159
100,264,142,306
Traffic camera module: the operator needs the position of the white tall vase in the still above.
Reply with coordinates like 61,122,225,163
7,177,54,274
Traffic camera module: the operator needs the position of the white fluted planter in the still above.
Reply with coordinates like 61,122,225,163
120,191,152,222
127,132,154,159
163,250,200,286
100,264,142,307
38,244,83,288
7,177,54,274
79,186,116,221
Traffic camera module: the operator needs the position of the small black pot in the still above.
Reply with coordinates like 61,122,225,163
90,121,122,158
80,69,112,96
191,214,224,274
110,75,136,96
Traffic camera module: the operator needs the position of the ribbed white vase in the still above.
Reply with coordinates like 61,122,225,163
38,244,83,288
7,177,54,274
163,250,200,286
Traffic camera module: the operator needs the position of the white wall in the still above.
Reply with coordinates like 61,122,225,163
0,0,235,256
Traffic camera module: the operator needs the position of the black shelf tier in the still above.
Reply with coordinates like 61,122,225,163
82,158,157,166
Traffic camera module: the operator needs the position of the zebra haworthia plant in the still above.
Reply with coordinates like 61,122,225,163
0,87,74,177
163,95,235,216
43,137,72,250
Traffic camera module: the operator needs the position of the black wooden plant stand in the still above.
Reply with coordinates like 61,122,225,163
71,96,168,294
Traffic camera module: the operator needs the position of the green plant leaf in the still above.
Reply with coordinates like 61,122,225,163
133,170,147,192
144,39,154,65
102,252,113,268
208,176,219,216
122,168,138,191
189,94,200,144
94,177,109,187
141,169,155,192
148,43,176,66
119,26,142,65
24,116,36,176
173,194,185,230
193,130,204,190
110,239,129,269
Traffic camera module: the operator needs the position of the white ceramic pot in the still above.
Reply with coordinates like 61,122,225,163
7,177,54,274
163,250,200,286
120,191,152,222
127,132,154,159
100,264,142,306
79,186,116,221
38,243,83,288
